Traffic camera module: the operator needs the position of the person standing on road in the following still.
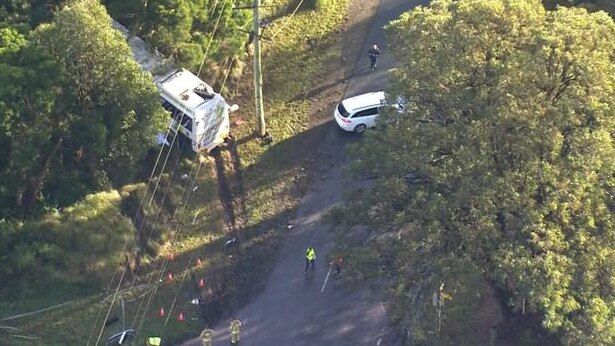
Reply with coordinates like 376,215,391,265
368,43,381,71
229,317,241,344
200,328,214,346
305,247,316,273
332,255,343,279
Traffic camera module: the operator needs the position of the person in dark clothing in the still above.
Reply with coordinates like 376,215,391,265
333,256,343,279
368,44,381,71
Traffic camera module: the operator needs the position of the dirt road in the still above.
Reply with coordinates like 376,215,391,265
180,0,427,345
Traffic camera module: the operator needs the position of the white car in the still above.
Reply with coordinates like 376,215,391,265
333,91,404,133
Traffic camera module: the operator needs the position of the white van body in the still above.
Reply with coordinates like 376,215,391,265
157,69,231,153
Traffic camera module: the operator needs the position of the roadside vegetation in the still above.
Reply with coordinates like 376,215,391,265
0,0,350,344
103,0,252,76
331,0,615,345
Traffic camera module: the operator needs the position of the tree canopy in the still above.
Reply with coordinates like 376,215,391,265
347,0,615,344
103,0,252,72
0,0,166,216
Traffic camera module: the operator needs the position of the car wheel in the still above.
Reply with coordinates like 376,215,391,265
354,124,367,133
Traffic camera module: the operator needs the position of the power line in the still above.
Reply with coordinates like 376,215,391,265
129,156,202,326
91,0,247,341
87,119,179,345
93,270,127,345
219,58,235,92
87,109,184,345
265,0,307,40
133,159,206,339
197,0,230,77
90,108,192,345
90,0,240,338
132,0,245,334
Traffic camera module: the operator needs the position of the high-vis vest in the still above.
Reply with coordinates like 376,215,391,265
147,337,162,346
200,328,214,346
306,248,316,261
230,319,241,334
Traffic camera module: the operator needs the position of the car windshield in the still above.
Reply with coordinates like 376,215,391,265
337,103,350,118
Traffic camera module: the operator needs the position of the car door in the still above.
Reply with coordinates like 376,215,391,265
351,107,379,128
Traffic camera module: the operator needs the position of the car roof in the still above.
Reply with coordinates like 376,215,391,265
341,91,386,112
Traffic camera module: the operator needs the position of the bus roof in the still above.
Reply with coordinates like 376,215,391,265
157,69,217,113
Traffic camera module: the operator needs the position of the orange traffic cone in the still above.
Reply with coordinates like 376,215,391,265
159,307,165,317
167,271,174,283
177,312,184,322
198,278,205,288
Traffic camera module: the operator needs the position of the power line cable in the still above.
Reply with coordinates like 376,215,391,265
129,156,203,328
197,0,230,77
132,159,206,339
90,0,237,338
219,58,235,92
266,0,307,40
125,142,186,295
123,0,232,293
90,110,190,345
128,1,240,328
87,119,177,345
93,269,127,346
133,0,244,332
128,0,244,338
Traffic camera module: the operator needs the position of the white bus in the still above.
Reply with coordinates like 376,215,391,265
156,69,235,153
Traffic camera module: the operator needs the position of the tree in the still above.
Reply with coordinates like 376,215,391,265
0,0,30,24
103,0,251,73
0,1,166,216
0,0,73,26
35,0,168,194
348,0,615,344
0,26,67,214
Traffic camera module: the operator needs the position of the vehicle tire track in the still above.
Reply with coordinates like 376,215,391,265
211,136,248,235
211,146,237,233
226,135,248,228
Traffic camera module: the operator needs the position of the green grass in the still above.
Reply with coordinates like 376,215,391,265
1,0,351,344
232,0,348,224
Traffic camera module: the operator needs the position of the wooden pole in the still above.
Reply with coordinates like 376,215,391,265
253,0,266,137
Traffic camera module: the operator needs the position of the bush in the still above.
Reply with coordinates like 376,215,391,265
104,0,251,72
0,190,136,297
309,0,330,10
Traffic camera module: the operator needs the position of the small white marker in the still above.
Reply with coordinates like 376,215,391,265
320,267,332,293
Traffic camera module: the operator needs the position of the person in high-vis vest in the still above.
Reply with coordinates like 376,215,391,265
305,247,316,273
147,336,162,346
200,328,214,346
229,317,241,344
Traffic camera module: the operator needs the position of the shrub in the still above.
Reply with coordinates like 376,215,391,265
309,0,330,10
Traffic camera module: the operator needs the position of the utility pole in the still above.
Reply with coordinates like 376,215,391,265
253,0,266,137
